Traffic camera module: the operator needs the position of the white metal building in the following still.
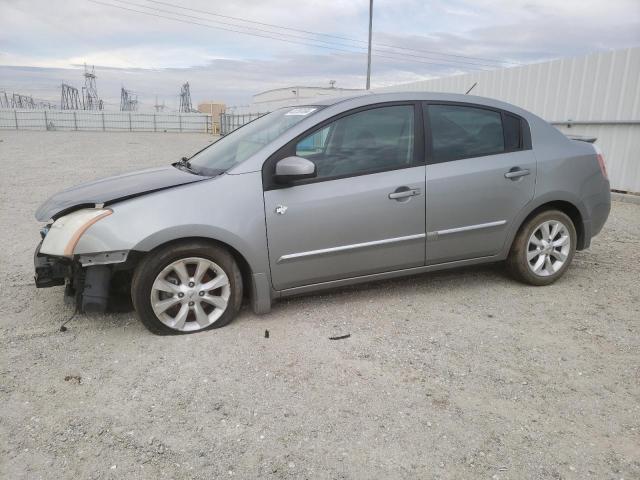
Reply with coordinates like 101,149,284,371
377,47,640,193
229,85,365,114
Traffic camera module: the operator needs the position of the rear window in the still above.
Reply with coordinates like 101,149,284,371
427,104,525,163
428,105,504,162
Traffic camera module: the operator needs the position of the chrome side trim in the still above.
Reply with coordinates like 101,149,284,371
429,220,507,240
277,233,426,264
276,254,499,297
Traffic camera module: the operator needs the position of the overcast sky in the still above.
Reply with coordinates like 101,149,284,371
1,0,638,109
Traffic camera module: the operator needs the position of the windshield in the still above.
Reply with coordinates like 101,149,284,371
187,106,322,175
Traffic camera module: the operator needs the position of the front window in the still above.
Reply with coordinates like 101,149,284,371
294,105,415,179
188,107,322,175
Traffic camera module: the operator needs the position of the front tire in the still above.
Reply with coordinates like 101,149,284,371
132,241,242,334
507,210,576,286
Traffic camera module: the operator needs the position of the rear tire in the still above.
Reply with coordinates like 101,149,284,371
132,241,242,335
507,210,576,286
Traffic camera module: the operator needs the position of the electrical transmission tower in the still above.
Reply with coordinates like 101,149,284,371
120,87,138,111
81,64,103,110
36,100,56,109
3,91,54,109
153,95,166,112
1,91,11,108
179,82,194,112
61,83,81,110
12,93,36,109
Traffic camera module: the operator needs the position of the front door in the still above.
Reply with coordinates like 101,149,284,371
424,103,537,264
263,104,426,291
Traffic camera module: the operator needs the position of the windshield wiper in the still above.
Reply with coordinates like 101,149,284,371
175,156,199,174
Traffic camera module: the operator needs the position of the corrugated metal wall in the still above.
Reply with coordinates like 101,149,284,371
377,47,640,192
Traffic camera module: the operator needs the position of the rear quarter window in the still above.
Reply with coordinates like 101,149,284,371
503,113,523,151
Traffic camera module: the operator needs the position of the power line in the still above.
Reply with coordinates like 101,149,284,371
144,0,520,66
147,0,364,43
89,0,498,71
106,0,510,68
87,0,372,56
105,0,496,68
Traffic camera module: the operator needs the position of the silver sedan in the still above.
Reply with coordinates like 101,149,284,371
34,92,611,334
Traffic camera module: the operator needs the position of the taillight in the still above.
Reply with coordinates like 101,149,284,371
596,153,608,180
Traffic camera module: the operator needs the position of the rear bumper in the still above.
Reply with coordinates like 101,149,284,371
590,189,611,238
34,242,71,288
579,181,611,250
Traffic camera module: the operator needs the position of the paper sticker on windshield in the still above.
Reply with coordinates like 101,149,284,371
285,107,317,116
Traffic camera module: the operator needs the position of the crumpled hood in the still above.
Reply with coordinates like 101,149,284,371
35,165,213,221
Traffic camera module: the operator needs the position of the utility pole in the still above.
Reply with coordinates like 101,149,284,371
366,0,373,90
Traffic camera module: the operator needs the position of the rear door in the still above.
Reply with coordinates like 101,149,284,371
263,103,426,291
424,103,536,264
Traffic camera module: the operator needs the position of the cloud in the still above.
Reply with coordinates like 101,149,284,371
0,0,638,108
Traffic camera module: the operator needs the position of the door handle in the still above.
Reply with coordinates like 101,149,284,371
388,187,421,200
504,168,530,179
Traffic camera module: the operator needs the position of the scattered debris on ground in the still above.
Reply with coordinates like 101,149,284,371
329,334,351,340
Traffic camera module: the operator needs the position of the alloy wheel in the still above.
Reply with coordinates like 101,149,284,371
150,257,231,332
526,220,571,277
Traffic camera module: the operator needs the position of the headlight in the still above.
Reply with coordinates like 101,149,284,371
40,208,112,257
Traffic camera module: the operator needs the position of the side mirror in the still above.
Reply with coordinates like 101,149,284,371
274,156,317,184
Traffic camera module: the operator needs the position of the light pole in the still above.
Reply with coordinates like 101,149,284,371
366,0,373,90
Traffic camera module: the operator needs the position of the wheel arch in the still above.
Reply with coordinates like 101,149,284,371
525,201,584,248
129,232,272,314
509,198,587,253
132,224,268,272
140,236,254,292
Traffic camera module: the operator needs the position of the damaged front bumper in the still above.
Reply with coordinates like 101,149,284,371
34,242,71,288
34,241,132,313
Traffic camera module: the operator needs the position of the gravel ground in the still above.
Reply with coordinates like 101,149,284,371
1,131,639,480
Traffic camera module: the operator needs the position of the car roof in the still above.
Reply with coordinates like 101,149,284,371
303,91,535,121
311,91,502,105
230,91,554,175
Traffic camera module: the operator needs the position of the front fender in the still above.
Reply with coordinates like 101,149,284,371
132,224,258,269
74,172,270,275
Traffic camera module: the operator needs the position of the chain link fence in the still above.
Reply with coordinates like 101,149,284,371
0,109,213,133
219,112,268,135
